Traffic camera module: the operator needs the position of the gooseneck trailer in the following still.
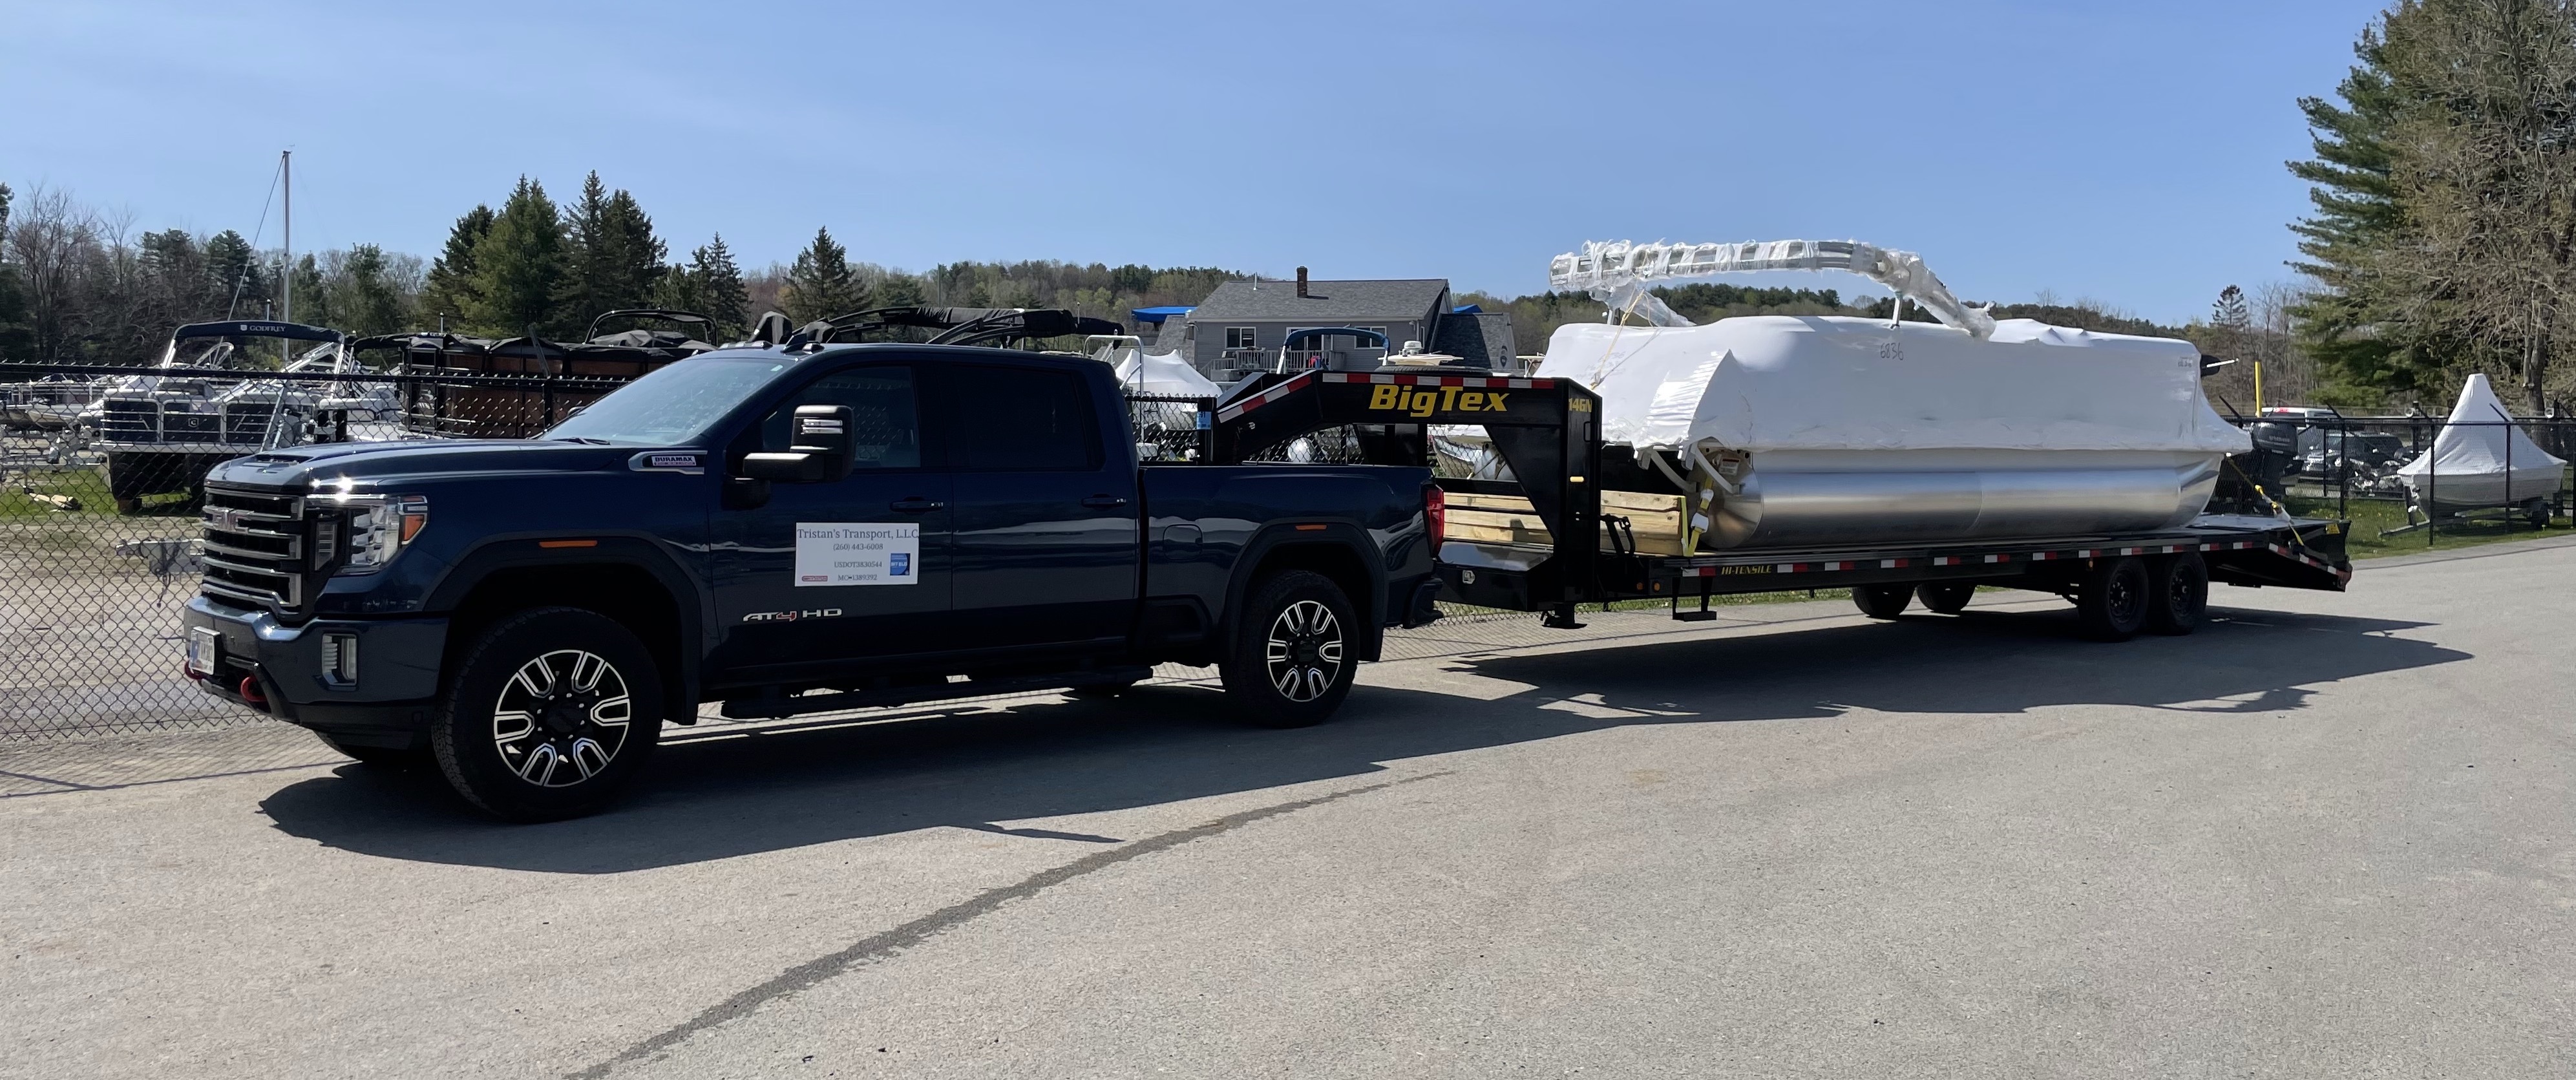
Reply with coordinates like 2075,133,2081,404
1206,366,2351,640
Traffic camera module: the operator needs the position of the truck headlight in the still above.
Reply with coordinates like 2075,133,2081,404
316,493,427,574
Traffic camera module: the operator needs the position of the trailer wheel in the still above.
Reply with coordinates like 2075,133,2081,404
2145,553,2208,636
2526,498,2551,529
430,607,663,821
1220,570,1357,728
2075,557,2151,642
1916,582,1975,614
1852,583,1912,620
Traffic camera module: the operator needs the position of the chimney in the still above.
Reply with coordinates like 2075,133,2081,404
1296,266,1309,299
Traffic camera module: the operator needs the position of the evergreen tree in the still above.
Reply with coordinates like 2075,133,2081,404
869,271,924,310
467,178,567,337
677,234,748,337
204,229,265,317
782,227,862,322
421,204,494,330
290,253,327,329
337,244,410,337
2286,20,2444,396
562,172,666,332
2212,285,2252,332
0,184,31,359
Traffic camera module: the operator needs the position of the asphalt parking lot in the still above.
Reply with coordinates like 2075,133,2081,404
6,538,2572,1079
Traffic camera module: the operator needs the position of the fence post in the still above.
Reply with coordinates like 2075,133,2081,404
2427,419,2438,547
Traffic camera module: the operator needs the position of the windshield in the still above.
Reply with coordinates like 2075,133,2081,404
543,354,796,446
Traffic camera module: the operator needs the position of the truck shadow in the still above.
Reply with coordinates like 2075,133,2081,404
259,605,2465,873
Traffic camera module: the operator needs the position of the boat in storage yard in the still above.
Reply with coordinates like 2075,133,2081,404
1537,238,2248,552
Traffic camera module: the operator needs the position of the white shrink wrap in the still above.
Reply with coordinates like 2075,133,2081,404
1536,315,2250,549
2396,373,2564,511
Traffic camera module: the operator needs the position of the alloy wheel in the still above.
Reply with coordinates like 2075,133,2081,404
1264,600,1344,703
491,649,633,788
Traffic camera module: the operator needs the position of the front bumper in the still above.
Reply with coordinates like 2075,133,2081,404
182,595,448,737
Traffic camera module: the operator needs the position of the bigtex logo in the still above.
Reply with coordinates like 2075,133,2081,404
1367,384,1511,418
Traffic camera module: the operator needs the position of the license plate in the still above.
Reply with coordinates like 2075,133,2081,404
185,627,221,676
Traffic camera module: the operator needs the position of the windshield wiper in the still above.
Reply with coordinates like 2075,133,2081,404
551,436,614,445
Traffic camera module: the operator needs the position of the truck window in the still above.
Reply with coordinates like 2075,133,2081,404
946,365,1099,471
759,366,921,469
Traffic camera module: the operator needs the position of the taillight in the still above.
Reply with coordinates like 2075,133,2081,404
1424,485,1445,557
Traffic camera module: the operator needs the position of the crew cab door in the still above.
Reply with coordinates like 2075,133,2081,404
932,361,1140,652
710,363,954,675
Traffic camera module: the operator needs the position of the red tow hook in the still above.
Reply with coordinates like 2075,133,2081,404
238,675,269,707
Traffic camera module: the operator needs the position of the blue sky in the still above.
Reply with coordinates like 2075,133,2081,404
5,0,2390,324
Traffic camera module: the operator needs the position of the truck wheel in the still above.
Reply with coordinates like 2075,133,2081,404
1916,582,1975,614
1220,570,1357,728
430,607,662,821
2075,557,2151,642
315,733,428,770
1852,583,1912,620
2145,553,2209,636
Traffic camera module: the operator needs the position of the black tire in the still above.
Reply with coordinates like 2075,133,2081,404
1916,582,1976,615
1219,570,1358,728
2075,556,2151,642
2526,500,2551,529
430,607,663,821
2145,553,2208,636
315,733,428,770
1853,583,1912,620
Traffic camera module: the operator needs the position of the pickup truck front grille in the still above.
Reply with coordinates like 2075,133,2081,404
200,485,306,610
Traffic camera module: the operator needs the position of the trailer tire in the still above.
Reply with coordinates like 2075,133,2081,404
2075,557,2151,642
2145,553,2208,636
430,607,662,822
1853,583,1912,620
1220,570,1357,728
1916,582,1975,614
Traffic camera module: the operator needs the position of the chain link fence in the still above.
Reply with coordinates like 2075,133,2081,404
1,363,632,741
2233,413,2576,543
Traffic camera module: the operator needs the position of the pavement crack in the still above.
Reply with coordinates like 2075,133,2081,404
567,770,1446,1079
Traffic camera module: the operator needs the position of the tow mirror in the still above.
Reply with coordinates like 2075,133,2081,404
740,404,854,483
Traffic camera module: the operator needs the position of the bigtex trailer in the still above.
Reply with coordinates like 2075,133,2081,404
1209,271,2352,641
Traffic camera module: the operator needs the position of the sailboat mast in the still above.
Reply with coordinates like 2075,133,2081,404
280,150,292,326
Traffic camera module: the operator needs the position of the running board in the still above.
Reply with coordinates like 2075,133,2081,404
719,665,1156,720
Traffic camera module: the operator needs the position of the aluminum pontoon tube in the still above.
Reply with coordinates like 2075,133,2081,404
1707,453,2222,549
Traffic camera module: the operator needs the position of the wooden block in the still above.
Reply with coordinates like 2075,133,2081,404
1441,489,1693,555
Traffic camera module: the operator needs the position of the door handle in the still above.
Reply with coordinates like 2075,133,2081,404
1081,495,1130,509
889,498,945,513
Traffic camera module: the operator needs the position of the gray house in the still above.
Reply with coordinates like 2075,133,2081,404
1181,268,1515,377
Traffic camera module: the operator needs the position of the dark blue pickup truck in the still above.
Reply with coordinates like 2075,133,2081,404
182,344,1440,820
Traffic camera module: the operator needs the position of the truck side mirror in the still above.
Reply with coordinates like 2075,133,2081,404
740,404,854,483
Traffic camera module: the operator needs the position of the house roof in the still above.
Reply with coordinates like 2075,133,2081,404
1430,312,1517,368
1190,278,1450,323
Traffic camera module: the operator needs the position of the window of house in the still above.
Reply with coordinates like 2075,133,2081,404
1225,326,1258,350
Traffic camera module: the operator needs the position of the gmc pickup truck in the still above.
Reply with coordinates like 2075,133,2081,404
182,343,1441,820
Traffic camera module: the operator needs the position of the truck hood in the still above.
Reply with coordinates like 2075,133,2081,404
206,439,644,491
